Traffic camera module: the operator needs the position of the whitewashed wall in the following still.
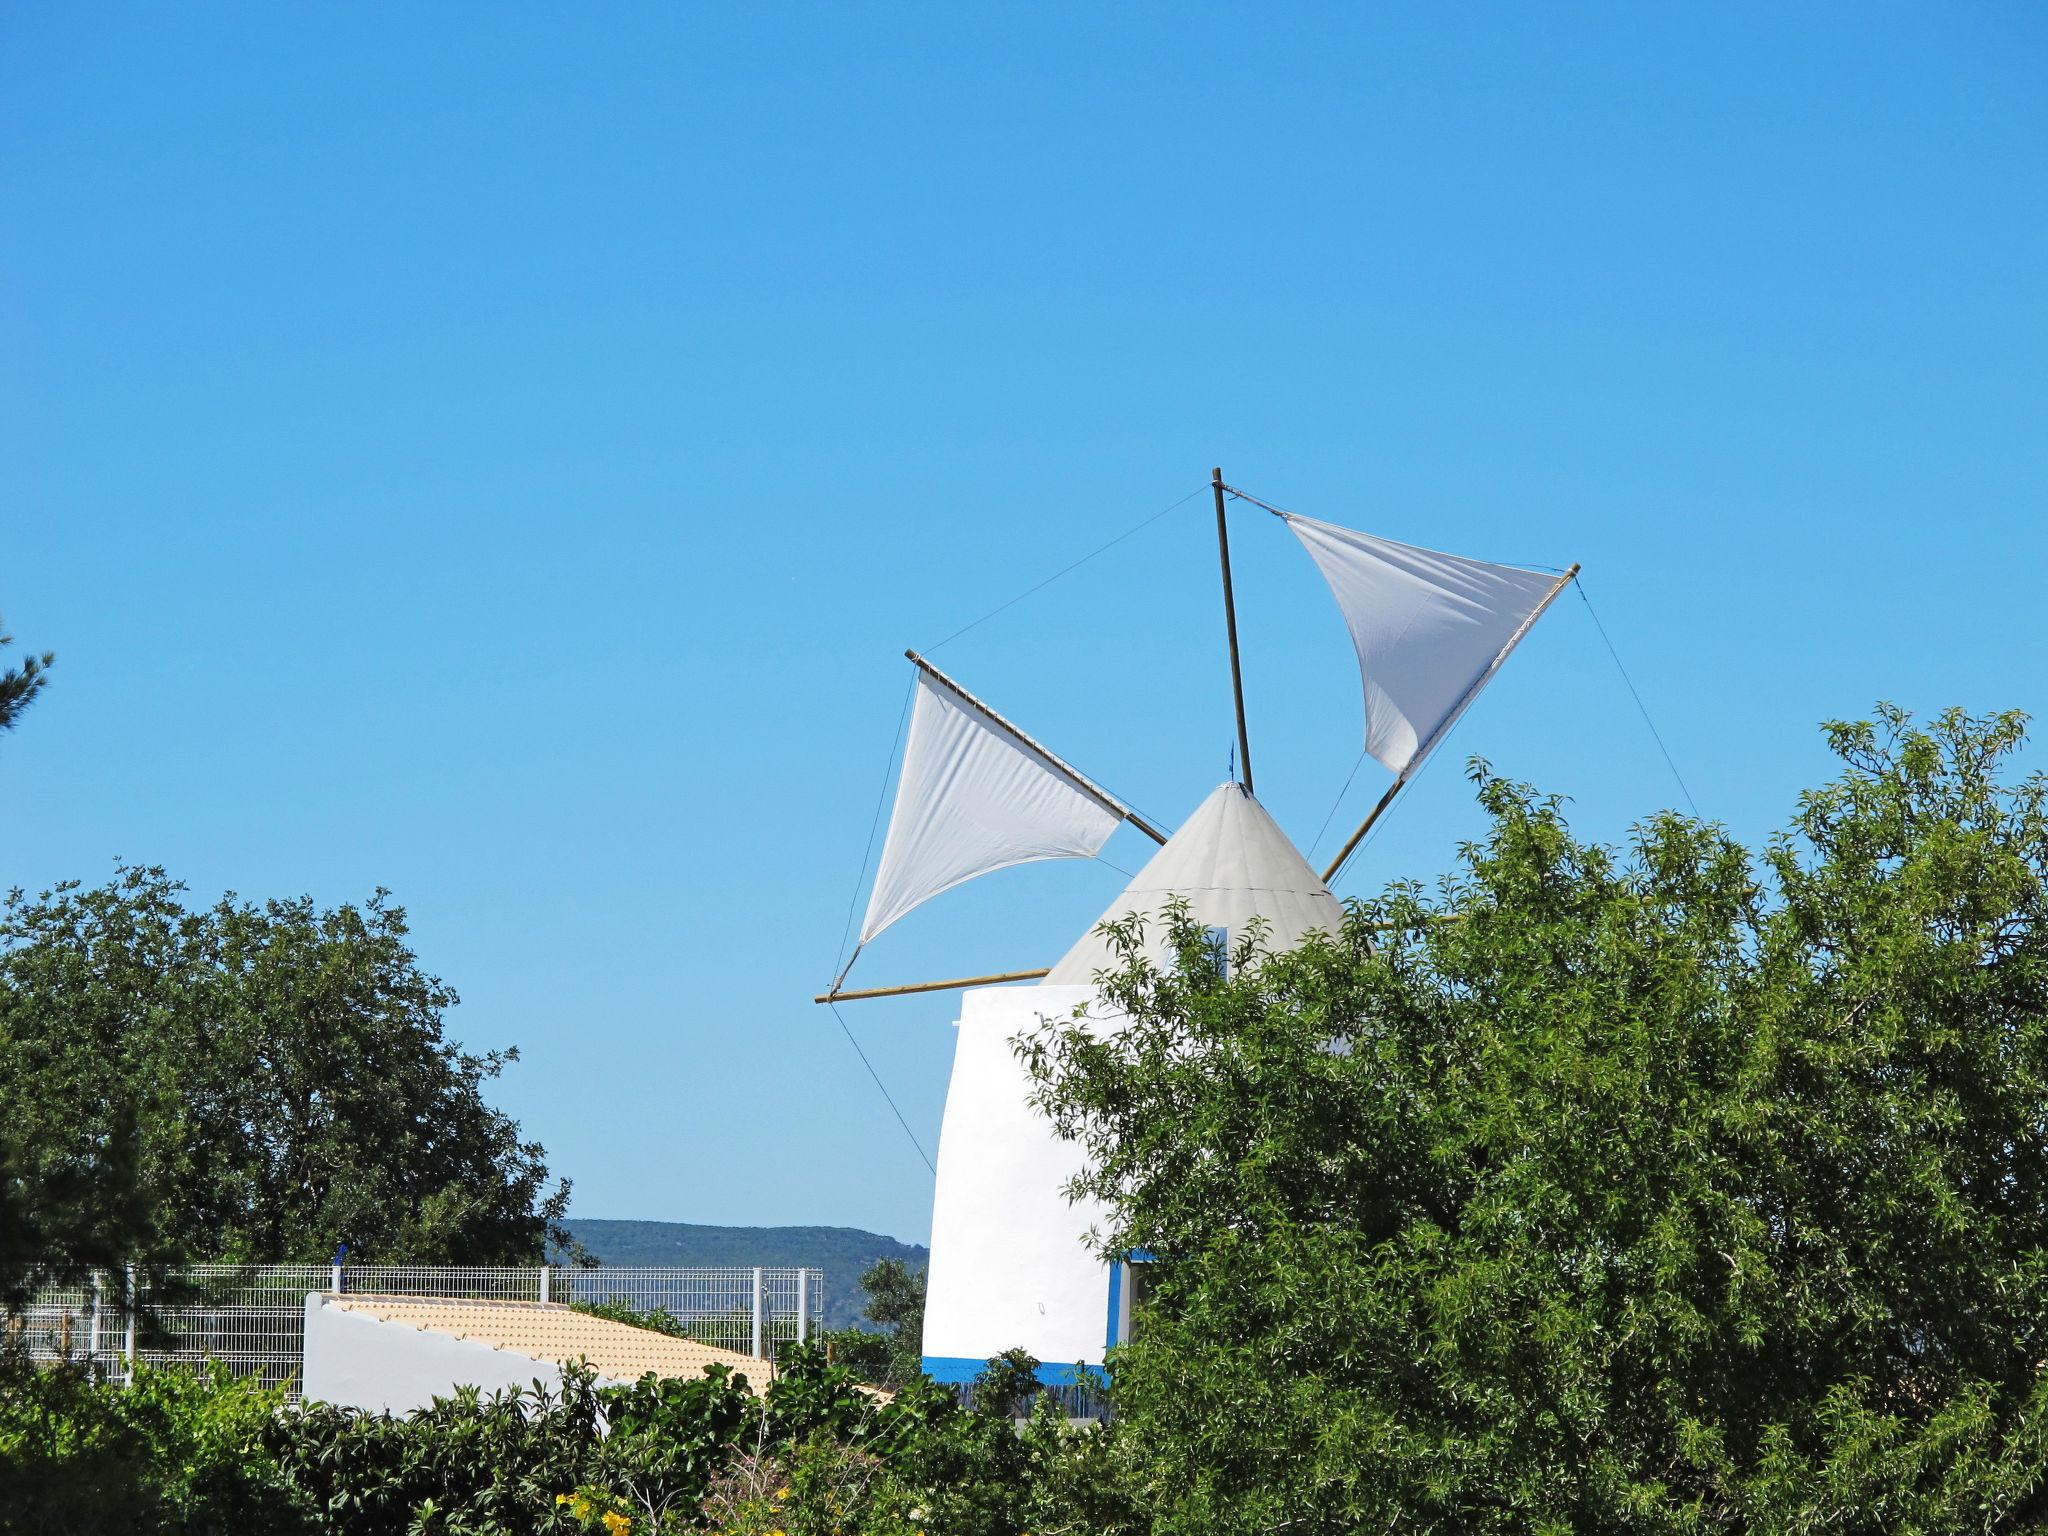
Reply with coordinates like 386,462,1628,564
921,983,1117,1383
301,1295,604,1412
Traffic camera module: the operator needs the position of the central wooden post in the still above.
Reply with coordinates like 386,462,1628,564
1213,466,1254,795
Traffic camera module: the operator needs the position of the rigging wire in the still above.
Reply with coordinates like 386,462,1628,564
820,680,940,1183
1572,576,1701,818
833,673,917,982
923,485,1208,654
1322,697,1495,890
1321,577,1704,890
1227,480,1573,576
1307,747,1371,862
828,1001,937,1176
1220,483,1295,520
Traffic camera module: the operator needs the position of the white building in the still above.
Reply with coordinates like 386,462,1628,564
302,1293,778,1413
918,782,1342,1385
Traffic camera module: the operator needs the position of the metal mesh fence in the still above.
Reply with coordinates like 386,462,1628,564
12,1265,825,1397
551,1266,818,1357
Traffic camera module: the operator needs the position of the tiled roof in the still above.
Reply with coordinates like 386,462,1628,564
328,1294,777,1390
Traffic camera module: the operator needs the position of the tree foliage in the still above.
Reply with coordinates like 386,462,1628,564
0,1352,304,1536
0,866,569,1302
822,1259,928,1387
0,613,52,738
1025,705,2048,1534
0,1337,1133,1534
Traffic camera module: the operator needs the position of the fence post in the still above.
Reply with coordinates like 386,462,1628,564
751,1267,764,1359
330,1263,342,1295
87,1271,102,1371
122,1264,137,1388
796,1269,809,1343
539,1265,551,1305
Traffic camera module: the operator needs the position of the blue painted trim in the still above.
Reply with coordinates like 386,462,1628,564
1127,1247,1155,1263
1104,1262,1124,1353
919,1356,1107,1388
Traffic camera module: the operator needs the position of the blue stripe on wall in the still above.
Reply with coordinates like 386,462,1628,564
1104,1261,1123,1352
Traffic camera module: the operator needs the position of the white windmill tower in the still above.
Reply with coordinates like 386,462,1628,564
819,471,1577,1386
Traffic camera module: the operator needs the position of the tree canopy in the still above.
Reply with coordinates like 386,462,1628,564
0,866,569,1303
1025,706,2048,1535
823,1256,930,1387
0,613,52,738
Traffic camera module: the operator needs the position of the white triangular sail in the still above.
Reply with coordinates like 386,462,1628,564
1283,512,1568,778
858,670,1122,947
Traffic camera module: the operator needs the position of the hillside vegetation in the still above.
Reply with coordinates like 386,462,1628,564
563,1221,927,1331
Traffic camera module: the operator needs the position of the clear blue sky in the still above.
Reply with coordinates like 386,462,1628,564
5,5,2043,1245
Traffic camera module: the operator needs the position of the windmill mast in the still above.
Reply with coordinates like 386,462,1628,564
1212,466,1254,794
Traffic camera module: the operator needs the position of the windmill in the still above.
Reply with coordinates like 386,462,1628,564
818,470,1578,1385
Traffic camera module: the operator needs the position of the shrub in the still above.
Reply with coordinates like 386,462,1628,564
0,1350,309,1536
254,1342,1106,1534
700,1436,920,1536
566,1298,695,1340
818,1259,926,1390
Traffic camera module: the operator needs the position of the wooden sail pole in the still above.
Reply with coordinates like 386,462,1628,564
818,910,1475,1002
1213,467,1254,795
1319,776,1405,885
903,651,1169,846
816,968,1051,1004
1321,561,1582,887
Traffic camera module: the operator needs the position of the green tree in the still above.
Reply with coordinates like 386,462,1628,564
0,866,569,1302
0,613,67,1303
823,1258,927,1386
1024,706,2048,1535
0,614,52,737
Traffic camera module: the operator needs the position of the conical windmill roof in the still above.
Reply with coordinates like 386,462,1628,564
1044,782,1344,984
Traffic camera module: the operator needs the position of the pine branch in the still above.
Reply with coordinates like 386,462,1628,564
0,615,53,733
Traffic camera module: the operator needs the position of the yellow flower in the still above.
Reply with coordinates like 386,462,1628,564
601,1512,632,1536
556,1492,573,1505
775,1486,790,1501
569,1494,592,1519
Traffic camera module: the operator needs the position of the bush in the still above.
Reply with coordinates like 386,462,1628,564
254,1342,1117,1534
699,1435,921,1536
0,1349,309,1536
818,1259,927,1390
0,1342,1135,1535
565,1298,695,1341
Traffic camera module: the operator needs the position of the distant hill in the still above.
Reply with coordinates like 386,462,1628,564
560,1220,928,1332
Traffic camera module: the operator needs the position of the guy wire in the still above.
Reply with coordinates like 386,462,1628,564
923,485,1207,654
828,1001,937,1177
1573,577,1701,818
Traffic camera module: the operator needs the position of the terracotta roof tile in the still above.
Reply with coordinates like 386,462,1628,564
329,1294,776,1390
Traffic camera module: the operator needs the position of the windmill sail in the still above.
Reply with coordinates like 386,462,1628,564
1281,512,1570,779
858,668,1123,948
